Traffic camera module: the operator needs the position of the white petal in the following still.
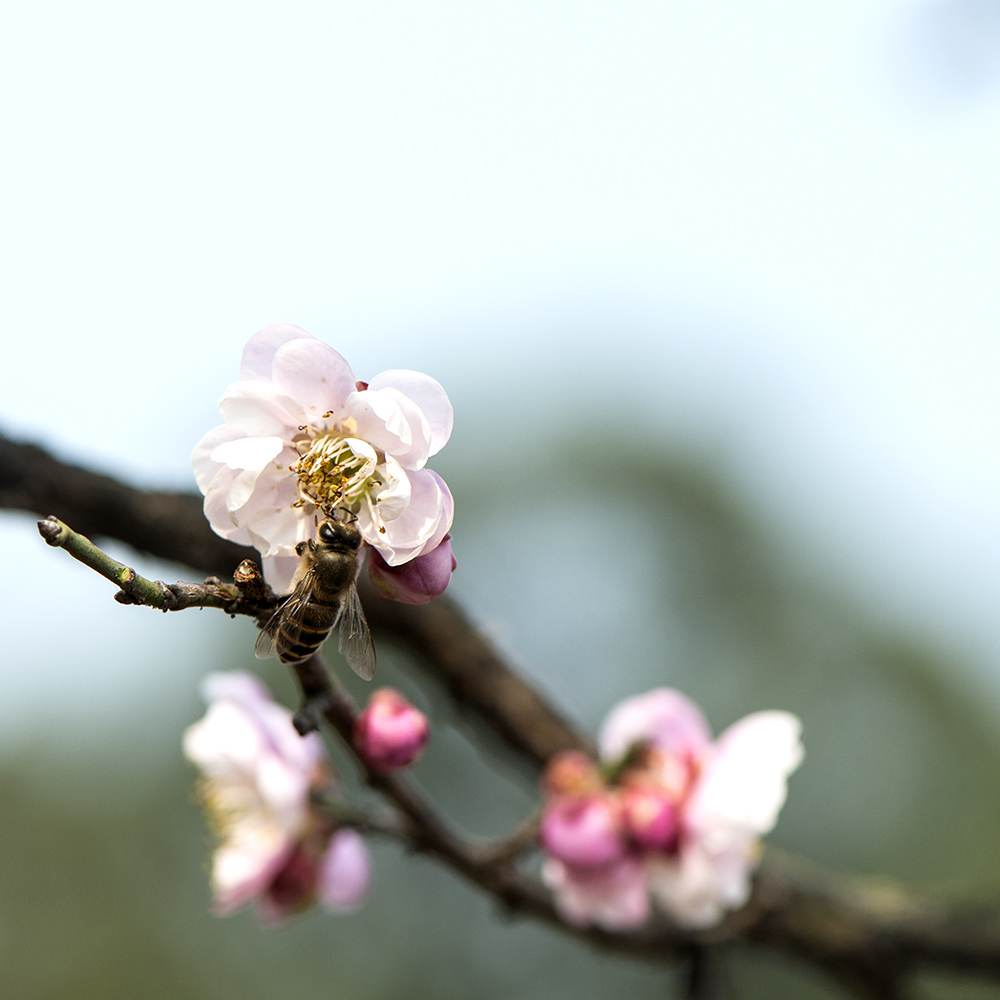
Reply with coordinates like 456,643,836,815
226,454,302,556
218,381,304,437
348,386,430,469
368,369,453,457
202,466,253,544
541,857,650,930
369,455,412,522
201,671,272,710
211,436,285,471
212,830,292,913
262,552,305,594
359,468,452,565
184,701,266,772
599,688,713,764
227,468,264,515
192,424,244,493
646,844,754,929
688,711,803,845
271,338,357,419
240,323,316,382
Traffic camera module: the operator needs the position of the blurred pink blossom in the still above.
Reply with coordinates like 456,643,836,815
184,671,371,921
539,688,802,931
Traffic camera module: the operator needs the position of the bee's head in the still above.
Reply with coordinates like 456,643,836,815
318,514,362,550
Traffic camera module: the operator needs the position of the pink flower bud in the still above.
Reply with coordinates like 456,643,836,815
353,688,430,771
619,783,679,852
542,751,603,797
540,793,626,869
368,535,456,605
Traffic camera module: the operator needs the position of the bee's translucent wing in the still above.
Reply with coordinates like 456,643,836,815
338,584,376,680
253,573,316,661
253,609,281,659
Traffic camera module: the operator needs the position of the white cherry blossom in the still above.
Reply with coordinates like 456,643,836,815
193,324,454,592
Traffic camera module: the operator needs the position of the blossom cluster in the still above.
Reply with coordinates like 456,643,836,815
192,324,455,601
540,689,803,930
184,673,431,922
184,673,362,921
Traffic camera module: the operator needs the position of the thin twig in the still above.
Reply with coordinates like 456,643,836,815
36,515,275,617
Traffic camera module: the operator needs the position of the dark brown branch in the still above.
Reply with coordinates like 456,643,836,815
9,429,1000,994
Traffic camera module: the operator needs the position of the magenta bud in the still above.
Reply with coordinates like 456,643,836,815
353,688,430,771
368,535,456,605
540,793,626,869
620,784,679,852
258,846,320,923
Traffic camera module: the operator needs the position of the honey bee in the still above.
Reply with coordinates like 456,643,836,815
254,511,376,680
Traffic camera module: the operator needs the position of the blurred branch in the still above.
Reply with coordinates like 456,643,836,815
8,428,1000,996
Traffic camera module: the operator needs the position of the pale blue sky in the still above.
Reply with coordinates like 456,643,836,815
4,0,1000,733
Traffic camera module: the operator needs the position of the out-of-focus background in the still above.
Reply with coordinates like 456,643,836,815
4,2,1000,997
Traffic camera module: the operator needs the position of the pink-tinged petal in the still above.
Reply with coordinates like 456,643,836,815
599,689,713,765
212,835,295,916
375,456,412,522
211,436,285,472
192,424,244,493
688,711,803,846
542,856,650,930
541,794,626,868
200,672,323,777
348,386,431,470
240,323,316,382
318,829,372,912
368,370,453,457
270,339,357,420
362,469,453,566
226,467,266,517
368,534,455,605
218,381,305,437
202,466,253,545
227,456,304,557
646,842,756,929
262,552,306,595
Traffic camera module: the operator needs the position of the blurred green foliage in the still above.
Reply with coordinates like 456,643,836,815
4,421,1000,999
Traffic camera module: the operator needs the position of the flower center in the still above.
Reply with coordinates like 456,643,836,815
291,426,380,516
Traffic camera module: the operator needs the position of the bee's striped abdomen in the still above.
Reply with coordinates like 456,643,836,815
275,592,341,664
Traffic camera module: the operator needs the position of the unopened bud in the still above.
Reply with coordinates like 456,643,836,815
353,688,430,771
540,793,626,869
619,783,679,852
368,535,456,605
542,751,602,797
